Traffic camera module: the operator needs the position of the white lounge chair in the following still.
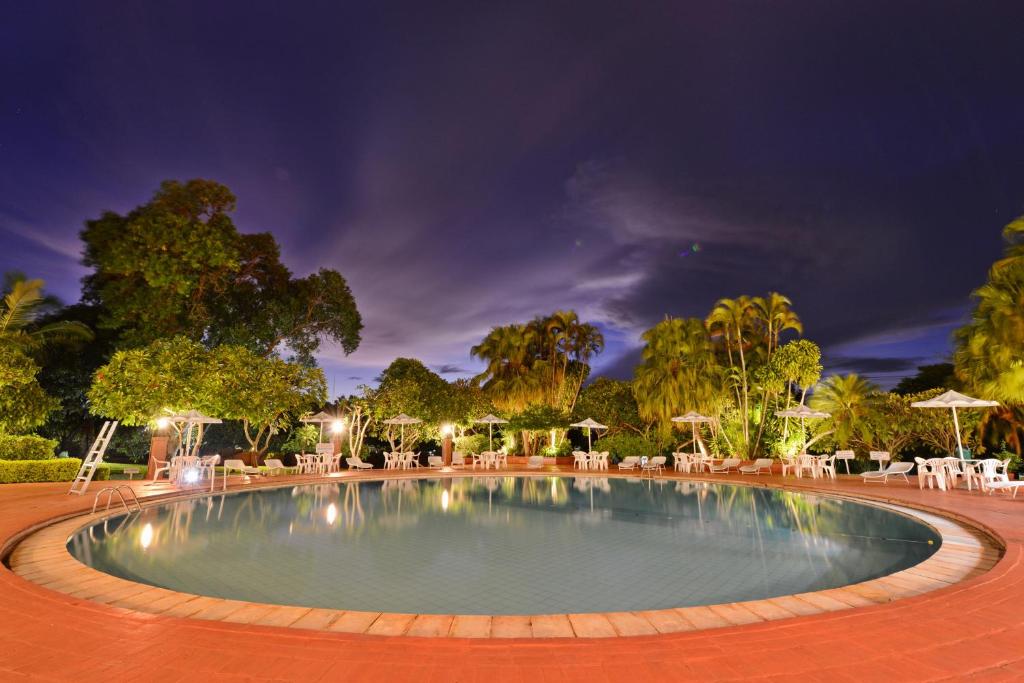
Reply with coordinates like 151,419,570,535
427,455,443,468
641,455,667,476
222,459,260,489
527,455,545,469
346,457,373,470
451,451,467,468
861,461,913,484
263,458,289,475
617,456,640,471
708,457,742,473
739,458,773,475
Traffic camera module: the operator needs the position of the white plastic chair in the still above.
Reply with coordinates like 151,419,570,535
915,458,946,490
427,455,443,468
819,455,837,480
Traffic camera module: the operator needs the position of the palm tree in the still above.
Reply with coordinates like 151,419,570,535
471,324,546,412
1,274,92,348
753,292,802,359
809,373,877,449
706,296,755,443
634,317,721,434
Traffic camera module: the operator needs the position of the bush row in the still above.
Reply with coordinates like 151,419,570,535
0,434,58,460
0,458,81,483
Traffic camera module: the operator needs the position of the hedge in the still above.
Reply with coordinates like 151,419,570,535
0,434,58,461
0,458,81,483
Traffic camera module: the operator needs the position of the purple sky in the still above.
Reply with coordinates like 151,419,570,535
3,2,1023,396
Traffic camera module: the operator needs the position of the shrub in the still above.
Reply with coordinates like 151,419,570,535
0,434,58,461
597,433,660,462
0,458,81,483
454,433,488,453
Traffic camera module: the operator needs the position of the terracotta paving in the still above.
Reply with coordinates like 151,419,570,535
1,468,1023,681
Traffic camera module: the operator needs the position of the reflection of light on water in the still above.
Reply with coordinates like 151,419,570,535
182,469,199,485
140,523,153,550
326,503,338,525
550,478,557,499
441,489,449,511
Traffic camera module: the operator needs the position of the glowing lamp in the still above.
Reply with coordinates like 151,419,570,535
182,468,200,485
441,424,453,437
331,419,345,433
155,417,170,430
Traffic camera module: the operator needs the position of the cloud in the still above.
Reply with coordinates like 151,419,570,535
825,356,923,374
435,364,468,375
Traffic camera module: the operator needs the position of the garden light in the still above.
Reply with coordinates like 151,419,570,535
331,419,345,433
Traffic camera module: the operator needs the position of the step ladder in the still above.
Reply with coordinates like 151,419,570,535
68,420,118,495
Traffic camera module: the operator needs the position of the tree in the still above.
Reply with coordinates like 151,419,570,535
893,363,957,395
471,311,603,414
368,358,451,449
906,388,983,455
0,345,58,433
809,374,877,449
706,296,756,444
81,179,362,362
442,379,494,437
88,337,214,425
634,317,722,439
575,377,648,436
954,216,1024,453
753,292,802,360
208,345,326,454
1,273,92,350
508,404,569,456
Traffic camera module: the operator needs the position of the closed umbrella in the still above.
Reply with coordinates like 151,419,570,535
775,404,830,454
383,413,423,452
166,410,222,458
473,414,509,450
569,418,608,452
671,411,714,456
911,390,998,458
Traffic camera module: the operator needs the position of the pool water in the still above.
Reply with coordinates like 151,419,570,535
68,476,940,615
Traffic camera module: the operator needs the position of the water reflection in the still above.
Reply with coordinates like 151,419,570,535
70,477,941,616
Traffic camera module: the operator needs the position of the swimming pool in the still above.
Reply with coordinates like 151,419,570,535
68,476,940,615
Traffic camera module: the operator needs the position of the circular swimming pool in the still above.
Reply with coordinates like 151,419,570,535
68,476,940,615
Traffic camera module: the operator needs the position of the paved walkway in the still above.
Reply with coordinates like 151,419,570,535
1,469,1022,681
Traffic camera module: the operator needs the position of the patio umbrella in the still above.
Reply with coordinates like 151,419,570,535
671,411,714,456
166,410,222,458
473,414,509,450
570,418,608,452
301,410,336,442
383,413,422,452
911,390,999,458
775,404,830,454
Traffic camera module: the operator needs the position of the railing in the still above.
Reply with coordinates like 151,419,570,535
91,485,143,515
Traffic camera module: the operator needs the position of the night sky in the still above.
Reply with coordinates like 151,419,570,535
3,2,1023,396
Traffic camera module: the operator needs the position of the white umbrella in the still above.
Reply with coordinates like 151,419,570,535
775,404,829,454
301,410,336,442
911,390,999,457
671,411,714,456
383,413,422,452
473,414,509,450
570,418,608,452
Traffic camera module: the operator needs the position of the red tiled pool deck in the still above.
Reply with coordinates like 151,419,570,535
1,468,1023,682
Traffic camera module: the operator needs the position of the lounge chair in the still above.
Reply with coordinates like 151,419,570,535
527,455,545,469
708,457,742,473
346,457,373,470
427,455,443,468
263,458,289,475
222,459,260,489
451,451,467,468
641,455,667,476
861,461,913,484
739,458,773,475
617,456,640,470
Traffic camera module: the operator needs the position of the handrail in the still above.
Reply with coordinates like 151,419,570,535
91,486,143,515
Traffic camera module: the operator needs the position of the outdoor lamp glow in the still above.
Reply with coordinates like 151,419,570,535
155,417,170,430
441,424,453,437
331,419,345,433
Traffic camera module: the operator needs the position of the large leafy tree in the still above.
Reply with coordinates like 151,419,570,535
208,345,326,453
954,216,1024,453
81,179,362,363
367,358,452,449
575,377,649,437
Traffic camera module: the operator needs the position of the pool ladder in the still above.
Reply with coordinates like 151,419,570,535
92,486,143,515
